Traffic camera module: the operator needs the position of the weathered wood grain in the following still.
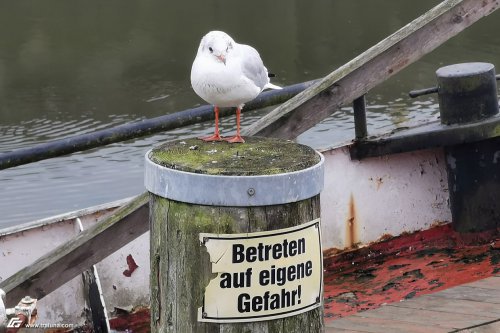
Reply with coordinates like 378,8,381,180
425,285,500,304
326,315,446,333
324,329,369,333
353,305,492,329
460,275,500,290
455,320,500,333
150,196,322,333
389,295,500,318
0,192,149,307
326,276,500,332
243,0,500,139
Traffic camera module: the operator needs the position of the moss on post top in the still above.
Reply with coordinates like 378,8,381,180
148,137,320,176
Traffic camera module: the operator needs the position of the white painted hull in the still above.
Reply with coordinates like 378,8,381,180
320,146,450,248
0,144,451,325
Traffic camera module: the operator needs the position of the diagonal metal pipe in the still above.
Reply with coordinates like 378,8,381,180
0,80,317,170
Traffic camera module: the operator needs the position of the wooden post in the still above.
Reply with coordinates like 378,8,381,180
439,63,500,232
145,137,324,333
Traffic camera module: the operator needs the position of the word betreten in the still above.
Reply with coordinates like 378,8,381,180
232,238,306,263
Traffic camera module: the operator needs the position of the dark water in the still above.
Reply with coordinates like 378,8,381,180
1,0,499,227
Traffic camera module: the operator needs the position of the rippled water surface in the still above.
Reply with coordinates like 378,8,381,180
1,0,500,227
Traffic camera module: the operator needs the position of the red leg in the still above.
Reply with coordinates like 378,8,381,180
225,107,245,143
199,106,222,141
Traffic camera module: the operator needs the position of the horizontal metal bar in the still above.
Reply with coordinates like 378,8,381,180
408,86,439,98
409,74,500,98
0,80,317,170
350,112,500,159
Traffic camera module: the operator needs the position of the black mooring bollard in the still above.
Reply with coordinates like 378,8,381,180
437,63,500,232
437,62,499,125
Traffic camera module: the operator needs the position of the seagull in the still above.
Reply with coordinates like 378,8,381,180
191,31,281,143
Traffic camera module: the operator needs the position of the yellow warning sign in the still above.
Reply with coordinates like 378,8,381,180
198,219,322,323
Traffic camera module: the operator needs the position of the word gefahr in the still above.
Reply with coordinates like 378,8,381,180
232,238,306,263
237,286,302,313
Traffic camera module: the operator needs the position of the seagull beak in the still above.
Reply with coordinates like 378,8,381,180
216,54,226,65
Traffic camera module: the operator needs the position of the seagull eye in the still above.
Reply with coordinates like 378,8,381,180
208,47,213,53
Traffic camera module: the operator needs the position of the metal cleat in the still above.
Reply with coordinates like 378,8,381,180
13,296,38,327
0,293,39,331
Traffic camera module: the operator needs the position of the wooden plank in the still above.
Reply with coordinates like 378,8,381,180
461,276,500,290
0,192,149,308
355,305,493,329
389,294,500,318
426,285,500,304
324,328,371,333
327,315,447,333
0,196,132,237
243,0,500,139
454,320,500,333
327,278,500,332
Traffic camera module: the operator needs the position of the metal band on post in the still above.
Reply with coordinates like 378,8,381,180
145,152,324,207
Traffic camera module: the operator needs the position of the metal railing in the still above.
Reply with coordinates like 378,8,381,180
0,80,316,170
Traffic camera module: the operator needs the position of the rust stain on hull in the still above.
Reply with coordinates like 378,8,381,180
345,193,359,248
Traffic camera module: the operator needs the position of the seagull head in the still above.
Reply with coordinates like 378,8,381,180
198,31,235,65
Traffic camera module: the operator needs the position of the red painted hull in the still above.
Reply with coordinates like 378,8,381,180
104,224,499,330
323,224,499,320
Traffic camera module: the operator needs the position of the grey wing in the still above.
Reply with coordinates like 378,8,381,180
239,44,270,90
